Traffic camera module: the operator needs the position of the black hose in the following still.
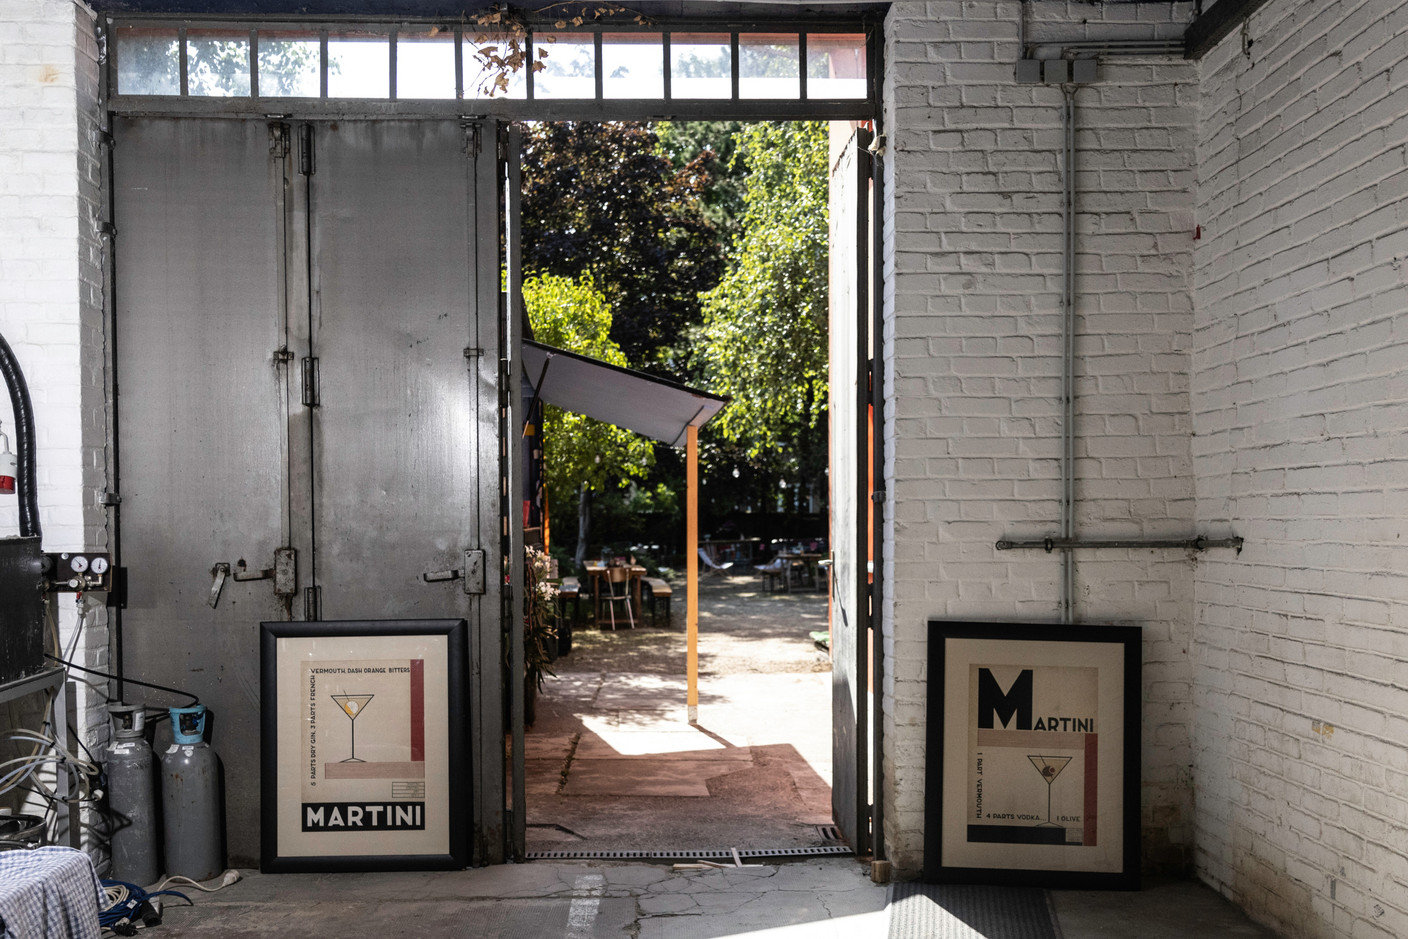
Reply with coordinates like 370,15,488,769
0,330,39,537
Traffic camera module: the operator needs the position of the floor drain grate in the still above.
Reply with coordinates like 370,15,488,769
814,825,843,842
525,845,854,861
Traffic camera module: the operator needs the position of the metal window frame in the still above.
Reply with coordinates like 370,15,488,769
103,14,879,121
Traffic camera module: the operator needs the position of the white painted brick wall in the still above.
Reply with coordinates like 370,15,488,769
0,0,109,859
1193,1,1408,936
883,1,1199,874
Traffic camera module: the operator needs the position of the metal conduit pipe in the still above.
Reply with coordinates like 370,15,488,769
1060,88,1076,625
0,331,40,538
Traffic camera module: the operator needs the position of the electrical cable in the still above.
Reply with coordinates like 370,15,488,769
100,879,191,935
44,654,199,706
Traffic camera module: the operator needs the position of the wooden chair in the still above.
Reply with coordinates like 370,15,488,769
601,565,635,629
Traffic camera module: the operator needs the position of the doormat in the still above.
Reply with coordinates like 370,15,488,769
888,883,1060,939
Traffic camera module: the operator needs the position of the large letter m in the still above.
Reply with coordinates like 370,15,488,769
977,668,1033,730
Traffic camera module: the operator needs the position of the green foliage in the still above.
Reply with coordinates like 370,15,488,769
523,273,655,516
698,122,830,458
655,121,748,244
519,122,723,375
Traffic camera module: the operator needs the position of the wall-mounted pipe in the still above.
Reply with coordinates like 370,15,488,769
998,536,1244,553
1060,88,1075,625
0,331,40,538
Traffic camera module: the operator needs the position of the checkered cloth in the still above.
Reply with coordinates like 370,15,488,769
0,847,103,939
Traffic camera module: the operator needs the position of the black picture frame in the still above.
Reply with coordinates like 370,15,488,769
924,620,1141,889
260,619,469,873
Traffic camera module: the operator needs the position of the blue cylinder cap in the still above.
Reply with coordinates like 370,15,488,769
170,705,207,744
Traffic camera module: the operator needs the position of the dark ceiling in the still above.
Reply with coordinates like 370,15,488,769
92,0,890,19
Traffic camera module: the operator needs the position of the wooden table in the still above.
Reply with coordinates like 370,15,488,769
583,563,646,622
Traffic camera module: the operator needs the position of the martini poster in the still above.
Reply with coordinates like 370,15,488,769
271,632,451,860
934,629,1135,880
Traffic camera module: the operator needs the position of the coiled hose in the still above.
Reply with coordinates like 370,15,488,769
0,329,40,537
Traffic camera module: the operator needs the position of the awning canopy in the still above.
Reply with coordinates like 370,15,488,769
522,339,728,447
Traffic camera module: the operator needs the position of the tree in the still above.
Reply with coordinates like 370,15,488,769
523,272,655,566
655,120,748,244
519,122,724,376
697,122,830,461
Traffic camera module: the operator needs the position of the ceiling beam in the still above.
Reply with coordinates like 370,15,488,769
1184,0,1276,60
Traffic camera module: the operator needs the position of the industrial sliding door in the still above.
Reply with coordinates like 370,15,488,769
114,118,504,866
829,128,874,856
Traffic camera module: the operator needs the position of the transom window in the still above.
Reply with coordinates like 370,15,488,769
107,19,875,119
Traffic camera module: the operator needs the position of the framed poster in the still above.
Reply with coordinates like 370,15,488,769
924,621,1140,889
260,619,468,872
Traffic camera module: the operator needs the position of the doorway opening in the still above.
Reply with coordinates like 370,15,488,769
515,117,875,860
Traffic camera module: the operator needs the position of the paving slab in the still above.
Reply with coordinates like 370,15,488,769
562,758,752,797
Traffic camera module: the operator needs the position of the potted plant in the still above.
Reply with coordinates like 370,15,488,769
522,545,559,726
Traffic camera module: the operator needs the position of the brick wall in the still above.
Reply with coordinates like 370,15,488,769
882,1,1199,874
0,0,109,855
1193,1,1408,936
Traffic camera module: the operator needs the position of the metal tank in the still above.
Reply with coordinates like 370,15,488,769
106,704,158,884
160,705,223,881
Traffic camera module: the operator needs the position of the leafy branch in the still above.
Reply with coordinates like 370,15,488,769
465,2,650,96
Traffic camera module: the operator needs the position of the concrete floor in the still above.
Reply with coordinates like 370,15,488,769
153,862,1283,938
155,572,1281,937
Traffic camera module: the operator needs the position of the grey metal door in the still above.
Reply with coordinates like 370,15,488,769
299,121,493,622
828,128,872,855
114,119,296,864
114,118,503,866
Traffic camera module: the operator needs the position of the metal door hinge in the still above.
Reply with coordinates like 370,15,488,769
462,123,482,158
301,356,320,407
464,347,484,361
421,549,487,595
274,347,295,364
298,124,315,176
304,586,321,621
274,547,297,598
269,122,290,159
99,491,121,506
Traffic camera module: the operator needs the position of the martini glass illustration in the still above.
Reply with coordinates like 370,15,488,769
1027,755,1073,827
331,694,375,763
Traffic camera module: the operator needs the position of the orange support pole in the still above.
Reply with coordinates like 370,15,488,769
687,423,699,723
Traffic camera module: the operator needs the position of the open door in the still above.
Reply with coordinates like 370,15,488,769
504,123,528,863
829,127,873,855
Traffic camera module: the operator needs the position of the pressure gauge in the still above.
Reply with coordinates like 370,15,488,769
69,555,89,573
90,556,109,575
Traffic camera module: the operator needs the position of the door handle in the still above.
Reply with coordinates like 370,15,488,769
422,550,486,594
233,560,273,582
208,563,230,608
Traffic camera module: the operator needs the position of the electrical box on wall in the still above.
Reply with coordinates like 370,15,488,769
0,537,46,685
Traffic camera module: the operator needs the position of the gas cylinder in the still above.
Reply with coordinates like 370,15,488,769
160,705,223,881
105,704,158,885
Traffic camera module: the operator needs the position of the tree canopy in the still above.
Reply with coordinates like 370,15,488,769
519,121,724,376
522,272,655,519
697,121,831,459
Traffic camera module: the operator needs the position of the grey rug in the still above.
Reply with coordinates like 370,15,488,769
888,883,1061,939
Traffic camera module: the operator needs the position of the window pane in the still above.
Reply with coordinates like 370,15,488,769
534,33,595,99
603,32,662,99
257,31,319,98
187,30,251,97
116,27,180,95
740,34,798,99
328,30,389,99
396,28,457,99
671,32,730,99
463,32,527,99
807,33,867,99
